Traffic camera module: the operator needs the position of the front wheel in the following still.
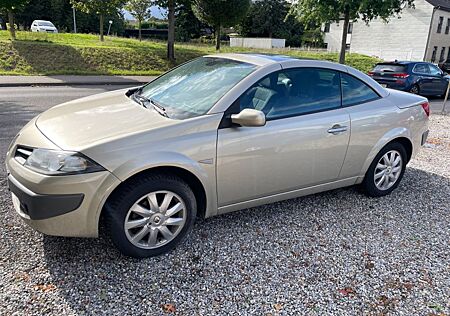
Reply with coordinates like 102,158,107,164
105,174,197,258
361,143,407,197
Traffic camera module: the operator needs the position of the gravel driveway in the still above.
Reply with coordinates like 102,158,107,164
0,111,449,315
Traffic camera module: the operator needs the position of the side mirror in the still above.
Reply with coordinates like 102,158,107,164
231,108,266,127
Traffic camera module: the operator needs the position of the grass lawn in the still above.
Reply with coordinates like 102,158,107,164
0,31,381,76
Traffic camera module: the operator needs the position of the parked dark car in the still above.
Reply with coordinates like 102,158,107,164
368,61,449,96
438,58,450,73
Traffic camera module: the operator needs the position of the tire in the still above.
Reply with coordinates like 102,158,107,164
361,142,407,197
105,174,197,258
410,84,420,95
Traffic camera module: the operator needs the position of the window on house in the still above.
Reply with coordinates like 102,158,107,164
446,18,450,34
324,23,331,33
347,23,353,34
438,16,444,33
440,47,446,62
432,46,438,62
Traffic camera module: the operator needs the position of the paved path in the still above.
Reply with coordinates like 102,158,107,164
0,75,155,87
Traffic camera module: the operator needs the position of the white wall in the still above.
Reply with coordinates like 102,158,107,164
323,23,352,53
426,8,450,62
230,37,286,49
349,0,434,61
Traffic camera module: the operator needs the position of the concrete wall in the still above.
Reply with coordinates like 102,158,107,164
230,37,286,49
426,8,450,62
349,0,434,61
323,23,352,53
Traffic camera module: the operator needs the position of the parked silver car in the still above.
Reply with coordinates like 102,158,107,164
6,54,430,258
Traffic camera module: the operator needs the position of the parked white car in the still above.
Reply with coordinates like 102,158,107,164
31,20,58,33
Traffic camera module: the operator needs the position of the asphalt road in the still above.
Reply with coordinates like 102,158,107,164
0,86,449,315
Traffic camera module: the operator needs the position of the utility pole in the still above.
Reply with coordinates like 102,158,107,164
107,20,113,36
72,7,77,33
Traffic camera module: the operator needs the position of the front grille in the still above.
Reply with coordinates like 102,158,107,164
14,146,33,165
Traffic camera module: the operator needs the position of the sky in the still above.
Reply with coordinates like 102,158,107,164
123,6,166,20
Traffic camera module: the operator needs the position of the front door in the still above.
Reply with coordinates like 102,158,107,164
427,64,448,95
216,67,350,207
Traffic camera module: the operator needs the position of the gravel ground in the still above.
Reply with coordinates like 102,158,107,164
0,114,449,316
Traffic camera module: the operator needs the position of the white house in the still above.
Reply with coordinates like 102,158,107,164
323,0,450,62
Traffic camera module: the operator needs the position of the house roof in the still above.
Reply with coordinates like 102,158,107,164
426,0,450,11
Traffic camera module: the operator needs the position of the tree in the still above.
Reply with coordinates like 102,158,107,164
175,2,204,42
192,0,251,50
0,0,29,40
125,0,152,41
290,0,415,64
239,0,306,47
70,0,124,41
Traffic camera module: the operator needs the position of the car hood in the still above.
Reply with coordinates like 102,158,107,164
35,88,177,151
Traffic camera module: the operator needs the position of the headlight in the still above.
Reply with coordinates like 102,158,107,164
24,149,105,175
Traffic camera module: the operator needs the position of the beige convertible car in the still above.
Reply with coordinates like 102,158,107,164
6,54,430,258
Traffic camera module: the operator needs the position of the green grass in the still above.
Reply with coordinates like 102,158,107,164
0,31,381,76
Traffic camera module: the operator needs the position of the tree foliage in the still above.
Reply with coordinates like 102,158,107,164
291,0,415,63
192,0,251,50
175,2,205,42
0,0,30,11
125,0,152,40
239,0,309,47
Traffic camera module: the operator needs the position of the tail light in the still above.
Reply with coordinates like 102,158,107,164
368,71,374,76
421,102,430,117
393,73,410,79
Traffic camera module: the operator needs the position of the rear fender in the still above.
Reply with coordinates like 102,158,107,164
357,127,412,182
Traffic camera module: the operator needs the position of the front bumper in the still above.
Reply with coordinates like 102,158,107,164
8,175,84,220
6,119,121,237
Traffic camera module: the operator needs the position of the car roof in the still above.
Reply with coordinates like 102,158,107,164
34,20,53,23
205,53,341,68
376,61,428,65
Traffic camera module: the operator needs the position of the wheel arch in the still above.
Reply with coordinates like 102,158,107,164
99,166,208,232
358,131,414,182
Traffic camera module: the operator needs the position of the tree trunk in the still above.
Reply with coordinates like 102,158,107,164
167,0,175,61
8,10,15,40
138,19,142,41
339,8,350,64
215,25,221,50
99,14,104,42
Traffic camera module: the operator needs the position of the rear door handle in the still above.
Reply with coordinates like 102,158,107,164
327,125,348,135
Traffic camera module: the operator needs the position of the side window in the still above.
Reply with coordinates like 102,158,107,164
428,64,442,76
341,73,379,106
239,68,342,120
414,64,430,74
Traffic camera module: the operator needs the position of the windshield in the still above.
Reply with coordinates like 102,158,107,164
38,21,54,27
139,57,257,119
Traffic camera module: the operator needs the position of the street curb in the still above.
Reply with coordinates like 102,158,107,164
0,80,149,87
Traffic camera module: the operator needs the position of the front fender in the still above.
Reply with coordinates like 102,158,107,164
107,150,217,217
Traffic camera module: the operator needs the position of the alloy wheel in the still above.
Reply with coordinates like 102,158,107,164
373,150,403,191
124,190,187,249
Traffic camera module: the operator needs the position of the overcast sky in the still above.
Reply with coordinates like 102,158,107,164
123,6,166,20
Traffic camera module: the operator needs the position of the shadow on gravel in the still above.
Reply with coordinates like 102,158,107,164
41,167,450,314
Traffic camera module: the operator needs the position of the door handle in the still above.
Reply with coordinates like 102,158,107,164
327,125,348,135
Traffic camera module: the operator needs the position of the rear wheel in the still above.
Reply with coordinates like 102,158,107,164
105,174,196,258
361,142,407,197
410,84,420,95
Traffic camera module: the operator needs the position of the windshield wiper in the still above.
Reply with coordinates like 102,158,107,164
130,88,169,118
